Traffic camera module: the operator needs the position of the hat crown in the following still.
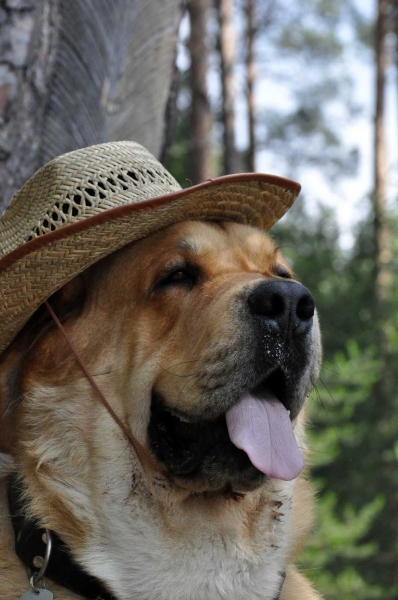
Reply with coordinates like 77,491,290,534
0,141,181,258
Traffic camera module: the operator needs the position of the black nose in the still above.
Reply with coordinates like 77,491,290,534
247,280,315,335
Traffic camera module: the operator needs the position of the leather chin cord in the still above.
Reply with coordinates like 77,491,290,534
44,301,162,475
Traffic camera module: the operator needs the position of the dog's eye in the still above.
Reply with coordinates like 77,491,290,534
274,266,292,279
169,270,189,282
158,264,200,289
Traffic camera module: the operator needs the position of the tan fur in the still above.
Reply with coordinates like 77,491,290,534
0,222,322,599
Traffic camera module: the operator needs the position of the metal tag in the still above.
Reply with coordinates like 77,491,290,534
20,590,54,600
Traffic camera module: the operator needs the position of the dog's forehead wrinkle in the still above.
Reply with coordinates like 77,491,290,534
171,221,278,266
176,238,199,254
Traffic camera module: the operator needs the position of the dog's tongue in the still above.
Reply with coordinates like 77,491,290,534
225,391,303,481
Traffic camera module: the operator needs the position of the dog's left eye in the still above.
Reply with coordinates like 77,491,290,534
274,265,292,279
158,264,200,289
169,270,189,282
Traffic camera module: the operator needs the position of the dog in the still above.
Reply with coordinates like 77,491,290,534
0,220,322,599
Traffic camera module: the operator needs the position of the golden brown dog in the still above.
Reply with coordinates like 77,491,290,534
0,221,322,600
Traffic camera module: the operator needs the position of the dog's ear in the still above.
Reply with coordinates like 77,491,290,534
0,272,89,453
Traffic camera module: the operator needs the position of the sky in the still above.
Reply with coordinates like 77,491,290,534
254,50,397,248
177,0,398,249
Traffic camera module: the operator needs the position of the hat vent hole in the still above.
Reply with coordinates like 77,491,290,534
20,154,179,246
127,170,139,183
117,173,129,191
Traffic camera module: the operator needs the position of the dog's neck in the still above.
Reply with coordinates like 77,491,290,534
2,374,306,600
4,473,290,600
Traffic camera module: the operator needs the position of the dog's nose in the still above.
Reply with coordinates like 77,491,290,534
247,280,315,335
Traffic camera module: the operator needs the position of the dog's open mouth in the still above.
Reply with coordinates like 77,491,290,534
149,368,303,483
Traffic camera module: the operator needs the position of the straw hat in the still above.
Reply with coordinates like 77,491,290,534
0,141,300,355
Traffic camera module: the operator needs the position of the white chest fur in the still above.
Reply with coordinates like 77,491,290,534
82,478,294,600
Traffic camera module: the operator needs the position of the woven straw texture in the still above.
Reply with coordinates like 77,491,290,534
0,141,299,354
0,141,181,256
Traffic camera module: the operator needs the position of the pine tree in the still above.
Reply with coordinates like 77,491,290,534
187,0,213,183
244,0,256,171
216,0,238,174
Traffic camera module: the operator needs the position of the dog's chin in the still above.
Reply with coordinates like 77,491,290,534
148,392,268,493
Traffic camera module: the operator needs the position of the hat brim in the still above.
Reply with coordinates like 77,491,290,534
0,173,300,354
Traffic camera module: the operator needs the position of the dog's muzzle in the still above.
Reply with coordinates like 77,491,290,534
148,280,319,491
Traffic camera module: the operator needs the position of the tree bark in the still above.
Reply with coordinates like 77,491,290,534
187,0,213,184
216,0,238,175
245,0,256,172
0,0,58,211
373,0,391,335
0,0,184,213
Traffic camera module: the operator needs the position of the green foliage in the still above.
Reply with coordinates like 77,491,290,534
305,340,398,599
300,493,384,599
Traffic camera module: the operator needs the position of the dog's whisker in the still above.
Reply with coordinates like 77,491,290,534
311,384,323,416
319,377,337,406
312,384,339,440
156,362,198,378
323,359,340,372
195,371,223,405
163,358,201,369
177,372,208,405
321,364,340,375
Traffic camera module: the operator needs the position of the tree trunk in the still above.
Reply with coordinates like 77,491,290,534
0,0,184,213
187,0,213,184
216,0,238,175
373,0,391,317
372,0,398,586
245,0,256,172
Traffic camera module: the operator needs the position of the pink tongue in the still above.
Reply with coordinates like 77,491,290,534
226,391,303,481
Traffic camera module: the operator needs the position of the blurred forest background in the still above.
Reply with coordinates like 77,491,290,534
164,1,398,599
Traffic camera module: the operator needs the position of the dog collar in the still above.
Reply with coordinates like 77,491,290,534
8,474,115,600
